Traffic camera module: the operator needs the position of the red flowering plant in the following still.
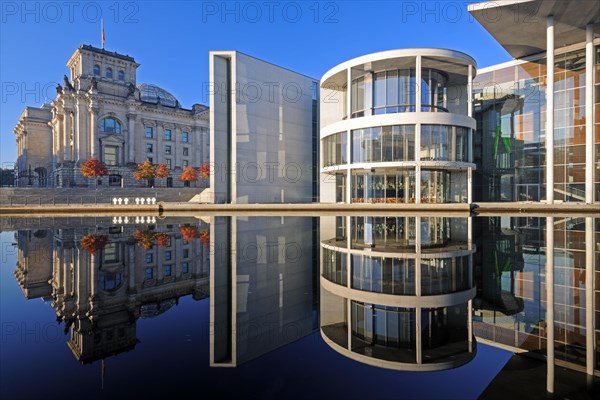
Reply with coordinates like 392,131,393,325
179,226,199,241
155,232,171,247
134,229,156,250
80,234,109,254
199,230,210,247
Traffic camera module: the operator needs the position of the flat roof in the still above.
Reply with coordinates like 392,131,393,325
469,0,600,59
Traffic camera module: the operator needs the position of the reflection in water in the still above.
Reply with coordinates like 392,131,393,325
320,216,476,371
210,217,318,367
14,218,210,364
472,216,600,392
6,215,599,394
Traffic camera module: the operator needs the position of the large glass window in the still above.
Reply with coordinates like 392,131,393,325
352,125,415,163
322,248,347,286
146,127,153,138
421,170,450,204
351,76,366,117
106,67,113,79
323,132,347,166
351,170,416,204
100,117,121,134
104,146,117,166
372,69,416,114
420,256,470,295
421,69,448,112
352,254,416,295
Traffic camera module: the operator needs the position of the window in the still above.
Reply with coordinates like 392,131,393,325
183,147,189,156
148,157,153,164
166,159,172,169
165,250,172,261
93,64,100,76
183,249,189,258
109,174,122,186
145,253,153,263
182,132,189,142
100,272,122,291
182,160,188,168
106,67,113,79
118,70,124,81
146,143,153,153
146,127,153,138
165,129,172,141
182,262,189,274
103,243,118,263
165,145,171,155
164,265,172,277
100,117,121,134
145,267,153,280
104,146,117,166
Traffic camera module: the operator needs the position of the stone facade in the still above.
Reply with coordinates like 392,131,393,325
14,45,210,188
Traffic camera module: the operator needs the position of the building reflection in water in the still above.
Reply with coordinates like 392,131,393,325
210,216,319,367
14,217,210,364
472,216,599,391
319,215,477,371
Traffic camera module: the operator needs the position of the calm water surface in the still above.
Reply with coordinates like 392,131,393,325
1,215,597,399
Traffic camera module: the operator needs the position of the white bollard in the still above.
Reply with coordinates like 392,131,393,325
113,198,118,205
135,217,140,224
151,198,156,204
118,198,123,205
146,197,151,204
151,216,156,223
124,217,129,224
112,217,118,224
117,216,123,223
135,198,140,205
140,198,145,205
124,198,129,205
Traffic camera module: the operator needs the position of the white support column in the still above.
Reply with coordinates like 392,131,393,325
585,217,595,376
415,216,423,364
468,299,473,352
546,216,555,394
346,67,353,204
415,164,421,204
585,25,595,204
416,56,422,113
468,64,473,118
468,167,473,204
546,16,555,203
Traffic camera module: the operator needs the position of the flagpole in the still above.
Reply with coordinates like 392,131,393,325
101,19,105,49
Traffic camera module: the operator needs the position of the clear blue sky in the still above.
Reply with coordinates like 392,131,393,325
0,0,511,165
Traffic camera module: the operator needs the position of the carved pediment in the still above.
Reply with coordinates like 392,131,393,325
99,134,125,145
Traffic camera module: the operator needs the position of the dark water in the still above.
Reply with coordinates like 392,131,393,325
0,215,597,399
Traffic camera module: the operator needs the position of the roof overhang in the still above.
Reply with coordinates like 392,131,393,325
468,0,600,59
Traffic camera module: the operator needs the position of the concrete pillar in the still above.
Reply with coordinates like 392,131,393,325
346,131,352,204
585,217,595,375
468,299,473,352
546,16,555,203
585,25,595,204
546,216,554,394
468,167,473,204
415,165,421,204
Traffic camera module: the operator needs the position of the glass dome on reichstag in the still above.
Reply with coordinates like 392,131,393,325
138,83,178,107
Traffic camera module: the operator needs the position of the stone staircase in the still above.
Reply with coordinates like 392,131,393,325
0,187,207,205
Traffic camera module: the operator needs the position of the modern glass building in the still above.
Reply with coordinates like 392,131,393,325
470,0,599,204
320,216,477,371
319,49,477,204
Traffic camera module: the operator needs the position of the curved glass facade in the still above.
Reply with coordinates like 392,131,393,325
352,125,415,163
322,132,346,167
351,170,416,203
321,49,475,205
351,68,448,118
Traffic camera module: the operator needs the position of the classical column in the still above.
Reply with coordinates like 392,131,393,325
127,113,136,163
546,16,555,203
89,106,98,158
63,111,71,161
585,25,594,204
545,217,555,394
